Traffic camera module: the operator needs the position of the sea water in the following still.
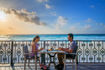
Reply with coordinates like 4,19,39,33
0,34,105,41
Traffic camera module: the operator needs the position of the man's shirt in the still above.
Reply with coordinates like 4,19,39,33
69,41,78,53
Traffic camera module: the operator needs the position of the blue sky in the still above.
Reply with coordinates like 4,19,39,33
0,0,105,34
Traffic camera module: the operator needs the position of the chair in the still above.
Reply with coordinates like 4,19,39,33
23,45,40,70
66,45,78,70
66,53,78,70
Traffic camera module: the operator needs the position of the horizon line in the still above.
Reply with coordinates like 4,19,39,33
0,33,105,35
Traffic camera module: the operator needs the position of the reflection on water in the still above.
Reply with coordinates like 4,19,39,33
0,35,10,40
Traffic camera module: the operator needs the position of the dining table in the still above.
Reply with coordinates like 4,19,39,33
39,49,67,70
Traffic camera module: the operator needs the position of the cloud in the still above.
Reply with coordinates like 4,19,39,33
45,4,51,9
69,26,81,33
0,8,46,25
84,24,91,30
56,16,68,29
69,26,76,30
99,23,105,26
36,0,52,9
85,18,92,23
49,12,57,16
68,23,93,34
8,27,14,30
37,0,48,3
96,23,105,28
90,5,95,8
57,16,67,26
36,0,52,10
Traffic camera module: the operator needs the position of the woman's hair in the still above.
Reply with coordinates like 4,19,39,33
32,35,40,42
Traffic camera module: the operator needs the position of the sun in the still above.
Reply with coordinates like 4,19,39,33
0,11,6,21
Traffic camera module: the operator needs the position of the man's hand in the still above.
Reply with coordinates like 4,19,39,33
65,49,72,53
58,47,72,53
58,48,63,51
40,48,44,50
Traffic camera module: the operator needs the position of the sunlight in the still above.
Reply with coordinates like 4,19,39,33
0,11,6,21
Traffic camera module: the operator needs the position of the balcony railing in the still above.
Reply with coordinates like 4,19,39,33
0,40,105,66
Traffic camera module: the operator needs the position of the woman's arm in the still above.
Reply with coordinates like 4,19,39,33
38,48,44,52
32,42,38,53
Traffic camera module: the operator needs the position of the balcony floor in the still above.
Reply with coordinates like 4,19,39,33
0,63,105,70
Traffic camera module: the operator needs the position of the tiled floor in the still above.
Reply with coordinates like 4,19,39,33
0,63,105,70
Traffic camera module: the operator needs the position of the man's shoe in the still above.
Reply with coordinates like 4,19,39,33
59,64,64,70
55,64,64,70
55,64,59,69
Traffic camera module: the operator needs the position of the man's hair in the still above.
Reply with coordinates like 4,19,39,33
68,33,73,39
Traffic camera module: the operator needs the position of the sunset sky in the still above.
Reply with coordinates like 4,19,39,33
0,0,105,35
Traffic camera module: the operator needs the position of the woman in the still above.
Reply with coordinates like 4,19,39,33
32,36,48,70
31,35,43,70
31,35,43,57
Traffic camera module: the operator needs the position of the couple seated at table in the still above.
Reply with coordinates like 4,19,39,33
31,33,78,69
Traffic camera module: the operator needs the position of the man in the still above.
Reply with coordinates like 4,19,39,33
56,33,78,70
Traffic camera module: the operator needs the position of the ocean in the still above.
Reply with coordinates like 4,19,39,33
0,34,105,40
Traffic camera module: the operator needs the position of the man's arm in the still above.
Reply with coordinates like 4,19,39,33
58,48,73,53
63,49,73,53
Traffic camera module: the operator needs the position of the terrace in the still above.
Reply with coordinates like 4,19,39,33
0,40,105,70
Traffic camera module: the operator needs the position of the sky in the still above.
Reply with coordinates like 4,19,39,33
0,0,105,34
